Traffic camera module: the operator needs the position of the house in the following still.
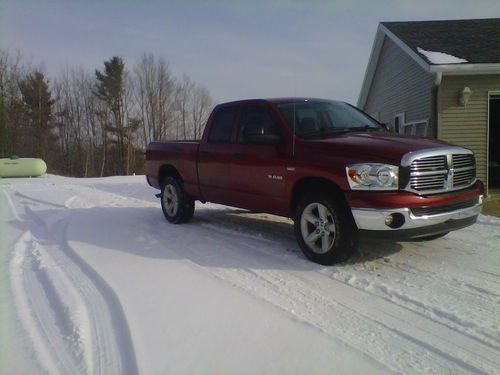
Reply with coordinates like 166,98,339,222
357,18,500,193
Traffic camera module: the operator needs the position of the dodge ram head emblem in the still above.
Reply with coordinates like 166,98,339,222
447,167,455,189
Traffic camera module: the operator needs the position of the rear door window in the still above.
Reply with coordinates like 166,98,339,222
208,106,238,143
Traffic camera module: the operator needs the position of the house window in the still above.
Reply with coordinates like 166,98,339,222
393,112,428,136
402,121,428,136
394,113,404,133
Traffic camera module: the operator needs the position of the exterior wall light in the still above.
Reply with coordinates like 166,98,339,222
459,86,472,107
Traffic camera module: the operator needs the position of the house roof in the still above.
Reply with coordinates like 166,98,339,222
382,19,500,65
358,18,500,108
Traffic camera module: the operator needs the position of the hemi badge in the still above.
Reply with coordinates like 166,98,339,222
287,167,295,172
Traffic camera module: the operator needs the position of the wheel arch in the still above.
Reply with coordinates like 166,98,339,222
292,176,359,265
291,177,349,214
158,164,182,185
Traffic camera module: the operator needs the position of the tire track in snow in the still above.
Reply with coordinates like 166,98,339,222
7,191,138,375
10,181,497,373
197,209,499,350
157,214,499,375
324,256,500,350
60,182,499,373
11,231,88,374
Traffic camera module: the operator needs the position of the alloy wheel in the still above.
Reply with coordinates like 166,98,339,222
300,202,336,254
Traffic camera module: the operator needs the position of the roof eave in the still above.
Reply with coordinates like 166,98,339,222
357,25,384,107
379,24,431,71
430,63,500,74
357,23,500,109
357,24,432,108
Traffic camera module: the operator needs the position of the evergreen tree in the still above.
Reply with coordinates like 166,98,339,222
95,57,124,124
19,71,56,159
95,56,137,174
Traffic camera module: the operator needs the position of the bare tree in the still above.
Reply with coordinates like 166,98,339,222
80,73,101,176
1,50,214,176
190,85,213,139
172,75,213,140
175,74,195,140
0,50,24,157
53,67,100,176
133,53,176,145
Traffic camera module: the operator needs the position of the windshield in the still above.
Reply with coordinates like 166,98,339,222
276,101,382,139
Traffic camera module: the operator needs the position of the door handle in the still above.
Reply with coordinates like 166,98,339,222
233,153,245,160
200,150,210,156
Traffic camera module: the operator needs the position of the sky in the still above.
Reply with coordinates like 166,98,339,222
1,0,499,104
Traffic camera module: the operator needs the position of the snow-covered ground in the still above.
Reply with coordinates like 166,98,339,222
1,175,499,374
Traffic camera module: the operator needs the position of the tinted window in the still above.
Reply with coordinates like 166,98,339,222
238,106,281,143
276,101,381,139
208,106,238,143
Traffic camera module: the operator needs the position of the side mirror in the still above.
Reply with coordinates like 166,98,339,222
381,123,391,132
244,132,281,144
248,133,281,144
242,124,281,144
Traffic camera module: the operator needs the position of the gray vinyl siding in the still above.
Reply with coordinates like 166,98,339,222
363,37,436,134
438,74,500,188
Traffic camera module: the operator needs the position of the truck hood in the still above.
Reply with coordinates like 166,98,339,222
302,131,454,163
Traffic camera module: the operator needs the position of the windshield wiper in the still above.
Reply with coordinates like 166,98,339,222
299,125,381,139
299,128,340,138
341,125,381,132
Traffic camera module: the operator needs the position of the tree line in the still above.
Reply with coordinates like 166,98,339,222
0,50,213,176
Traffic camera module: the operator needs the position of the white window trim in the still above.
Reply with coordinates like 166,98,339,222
393,112,428,136
402,119,428,136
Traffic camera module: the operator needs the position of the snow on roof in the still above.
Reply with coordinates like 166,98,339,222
382,19,500,65
417,47,468,64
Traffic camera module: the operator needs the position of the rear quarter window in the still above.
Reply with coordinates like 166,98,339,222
208,106,238,143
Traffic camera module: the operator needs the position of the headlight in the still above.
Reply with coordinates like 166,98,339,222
346,163,398,190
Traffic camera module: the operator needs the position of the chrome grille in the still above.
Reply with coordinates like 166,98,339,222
452,154,476,187
410,155,446,173
453,154,474,169
410,173,446,191
403,148,476,195
453,169,475,186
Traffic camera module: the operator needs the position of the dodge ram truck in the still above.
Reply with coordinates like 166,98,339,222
145,98,483,265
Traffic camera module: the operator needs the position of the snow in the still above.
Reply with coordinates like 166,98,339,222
417,47,468,64
1,175,499,374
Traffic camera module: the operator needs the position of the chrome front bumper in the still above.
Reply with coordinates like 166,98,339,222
352,198,482,232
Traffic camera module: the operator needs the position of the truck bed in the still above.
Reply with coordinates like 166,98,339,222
145,141,201,193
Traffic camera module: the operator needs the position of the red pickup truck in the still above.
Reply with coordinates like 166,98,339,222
145,98,483,264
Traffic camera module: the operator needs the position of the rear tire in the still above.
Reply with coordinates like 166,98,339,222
294,191,358,265
160,176,195,224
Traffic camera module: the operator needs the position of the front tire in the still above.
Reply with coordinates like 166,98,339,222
161,176,195,224
294,191,358,265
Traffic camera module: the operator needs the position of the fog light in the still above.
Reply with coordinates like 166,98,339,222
385,213,405,229
385,215,394,226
